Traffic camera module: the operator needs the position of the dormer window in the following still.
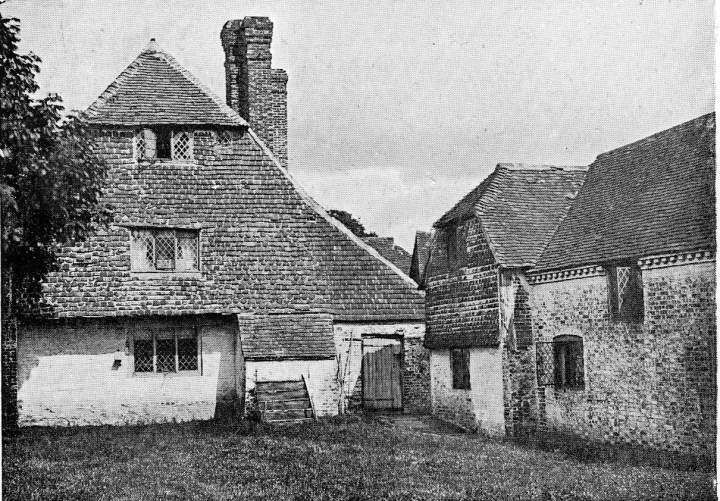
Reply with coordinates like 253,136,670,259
134,128,193,161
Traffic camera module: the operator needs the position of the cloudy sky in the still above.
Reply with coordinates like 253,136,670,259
5,0,714,250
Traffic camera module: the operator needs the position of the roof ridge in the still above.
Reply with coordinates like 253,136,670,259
595,112,714,161
496,163,588,172
245,128,424,294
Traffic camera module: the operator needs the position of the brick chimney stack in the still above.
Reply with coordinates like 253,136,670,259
221,17,288,168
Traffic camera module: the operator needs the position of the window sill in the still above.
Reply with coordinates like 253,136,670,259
136,159,195,165
131,271,202,280
133,370,201,378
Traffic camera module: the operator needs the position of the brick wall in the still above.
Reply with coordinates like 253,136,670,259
530,260,716,458
17,315,238,426
221,17,288,167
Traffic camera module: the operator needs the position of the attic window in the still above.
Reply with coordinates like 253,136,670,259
130,228,199,272
217,130,233,145
133,128,193,161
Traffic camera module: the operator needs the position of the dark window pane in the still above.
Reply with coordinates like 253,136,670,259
134,339,154,372
451,348,471,390
156,128,171,159
178,336,198,371
156,338,176,372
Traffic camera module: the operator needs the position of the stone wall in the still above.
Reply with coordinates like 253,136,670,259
529,259,716,458
17,315,238,426
333,322,428,413
245,359,339,417
430,348,505,434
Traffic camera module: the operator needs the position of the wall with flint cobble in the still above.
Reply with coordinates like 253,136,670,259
530,259,716,458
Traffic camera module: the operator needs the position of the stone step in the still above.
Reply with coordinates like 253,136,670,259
260,398,312,411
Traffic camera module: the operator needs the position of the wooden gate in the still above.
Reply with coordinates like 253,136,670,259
362,343,402,410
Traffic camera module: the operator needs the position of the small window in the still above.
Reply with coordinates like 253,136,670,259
536,335,584,389
172,131,193,160
450,348,471,390
156,128,172,159
130,228,199,272
217,130,233,146
134,329,198,374
446,225,458,268
607,264,644,323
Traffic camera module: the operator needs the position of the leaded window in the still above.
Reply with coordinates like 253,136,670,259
537,335,584,389
130,228,199,272
217,130,233,146
134,128,193,161
172,131,193,160
134,329,199,374
607,264,644,323
450,348,471,390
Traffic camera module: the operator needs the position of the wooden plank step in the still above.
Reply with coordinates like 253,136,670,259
256,389,309,401
260,398,312,411
255,380,306,392
262,408,314,420
265,417,315,425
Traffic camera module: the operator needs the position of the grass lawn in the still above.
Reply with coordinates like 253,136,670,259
2,416,715,500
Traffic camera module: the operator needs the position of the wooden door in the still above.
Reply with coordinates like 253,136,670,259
362,344,402,410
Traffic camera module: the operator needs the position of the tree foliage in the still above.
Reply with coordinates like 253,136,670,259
328,209,377,238
1,15,109,312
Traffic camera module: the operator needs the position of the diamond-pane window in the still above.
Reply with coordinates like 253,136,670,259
217,130,232,145
133,330,199,374
134,130,146,160
607,264,644,323
172,131,193,160
131,228,199,273
134,339,154,372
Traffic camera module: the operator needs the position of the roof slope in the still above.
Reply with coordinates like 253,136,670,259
536,113,716,271
41,130,424,321
84,41,246,127
409,231,431,284
240,313,336,360
363,237,412,275
435,164,588,267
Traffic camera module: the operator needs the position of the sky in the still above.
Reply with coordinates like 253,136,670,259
4,0,715,251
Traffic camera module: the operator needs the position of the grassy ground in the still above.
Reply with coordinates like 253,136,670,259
2,416,715,500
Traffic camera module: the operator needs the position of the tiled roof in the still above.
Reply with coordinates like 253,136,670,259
435,164,588,267
83,40,247,127
536,113,716,271
409,231,431,284
40,129,425,321
362,237,412,275
239,313,336,360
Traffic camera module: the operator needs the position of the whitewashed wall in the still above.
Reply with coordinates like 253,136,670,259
17,317,237,426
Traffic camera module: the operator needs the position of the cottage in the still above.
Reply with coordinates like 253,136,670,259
424,163,587,434
15,17,428,426
527,113,716,459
